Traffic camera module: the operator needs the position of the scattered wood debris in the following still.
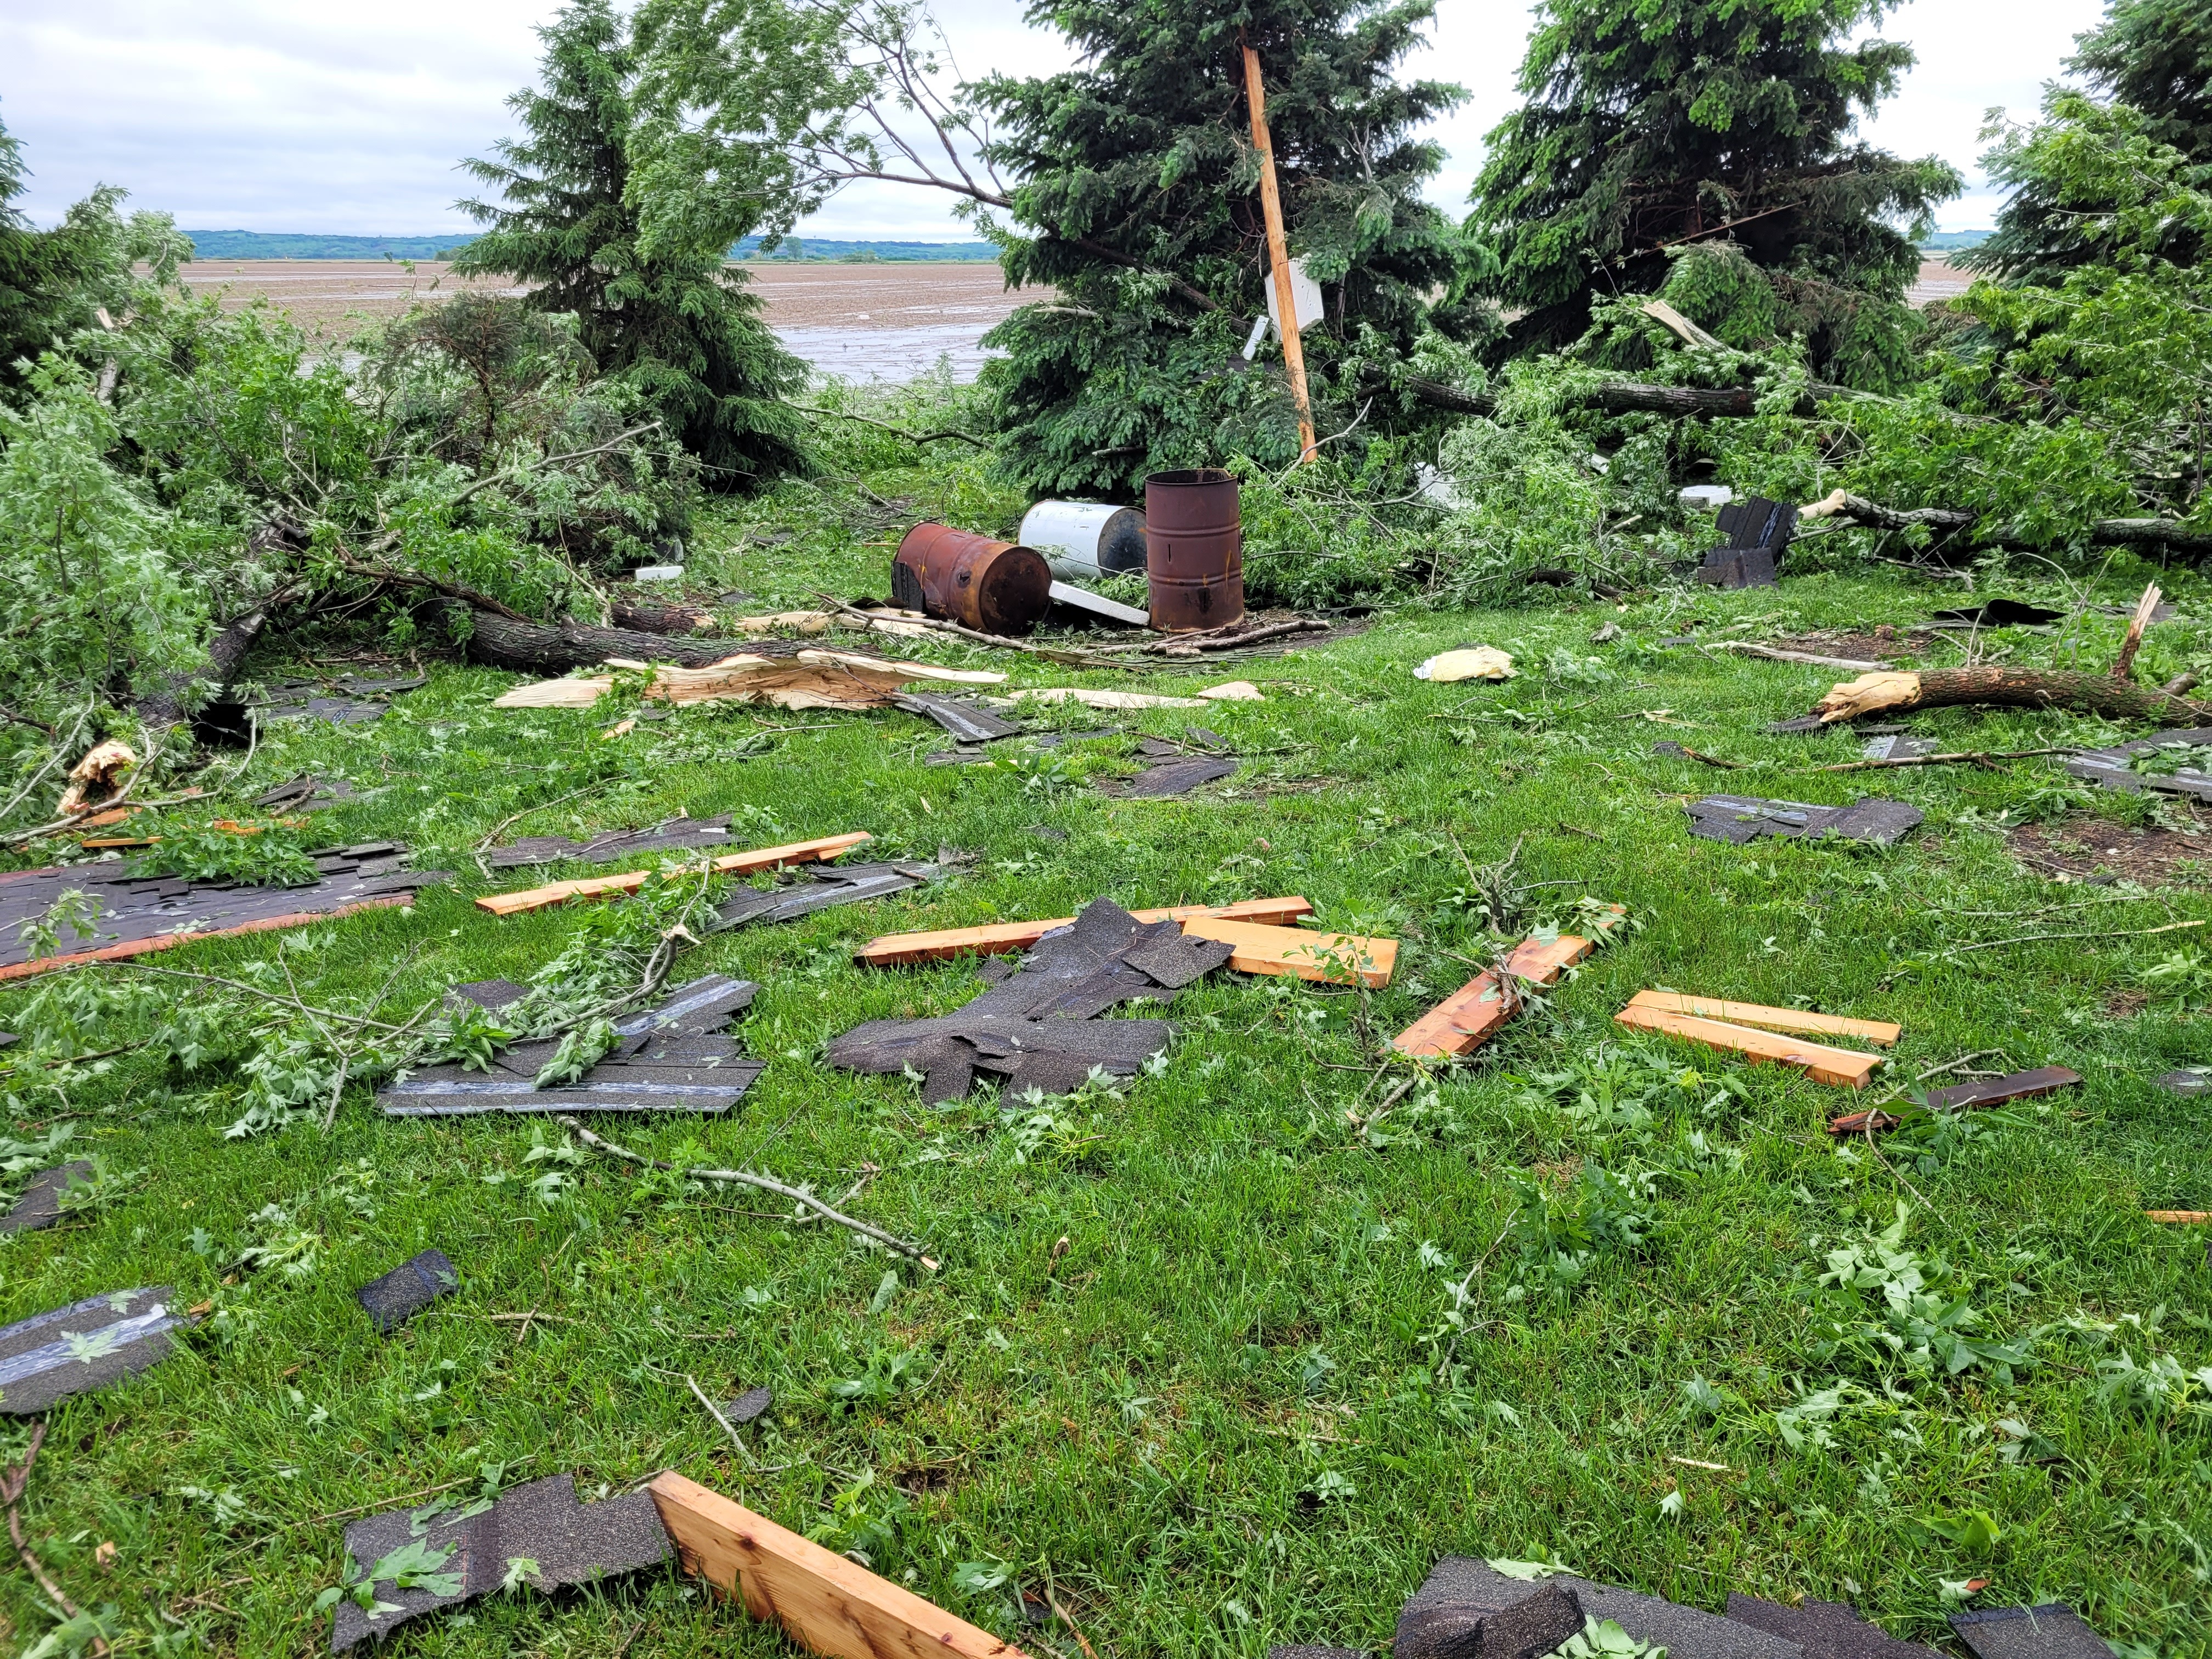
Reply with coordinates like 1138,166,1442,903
492,651,1004,712
1830,1066,2081,1134
1813,667,2211,727
647,1471,1033,1659
1392,913,1626,1058
1616,992,1889,1087
476,831,871,917
1179,915,1397,986
1623,990,1899,1046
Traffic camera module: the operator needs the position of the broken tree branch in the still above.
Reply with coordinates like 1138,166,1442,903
808,593,1139,671
1947,918,2207,955
554,1115,936,1267
1814,666,2212,727
790,403,989,449
3,1424,108,1658
1814,744,2086,774
1800,491,2212,558
2113,582,2163,681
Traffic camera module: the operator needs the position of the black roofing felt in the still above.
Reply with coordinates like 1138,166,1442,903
0,1287,190,1414
355,1249,459,1334
377,975,761,1117
830,899,1224,1102
483,814,747,871
2060,725,2212,802
894,692,1023,743
1685,794,1923,848
330,1474,671,1651
1948,1605,2112,1659
1397,1582,1585,1659
0,846,450,970
1400,1559,1803,1659
1113,756,1239,797
1725,1595,1940,1659
711,860,939,930
0,1161,95,1235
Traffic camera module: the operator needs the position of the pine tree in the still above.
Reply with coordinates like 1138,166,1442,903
1471,0,1957,359
1966,0,2212,285
453,0,811,488
968,0,1472,496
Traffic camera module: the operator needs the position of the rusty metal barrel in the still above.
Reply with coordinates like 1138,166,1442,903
1144,469,1244,631
892,523,1053,636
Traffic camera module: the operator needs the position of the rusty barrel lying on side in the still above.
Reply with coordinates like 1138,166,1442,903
1144,469,1244,631
892,523,1053,636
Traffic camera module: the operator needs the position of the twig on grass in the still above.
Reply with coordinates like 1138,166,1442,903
555,1115,936,1267
685,1373,761,1469
3,1424,107,1657
789,402,989,449
1814,745,2085,774
809,592,1139,672
1948,917,2206,954
471,781,619,878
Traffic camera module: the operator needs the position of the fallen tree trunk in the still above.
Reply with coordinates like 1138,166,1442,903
1815,667,2212,727
454,607,792,673
609,597,720,636
137,605,271,730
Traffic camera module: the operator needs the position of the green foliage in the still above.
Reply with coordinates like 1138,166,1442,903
1502,1165,1657,1301
1810,1205,2036,1384
969,0,1475,493
2072,0,2212,160
129,819,320,888
1471,0,1959,364
455,0,812,491
0,359,206,725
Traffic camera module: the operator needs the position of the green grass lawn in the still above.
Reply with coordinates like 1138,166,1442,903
6,448,2212,1658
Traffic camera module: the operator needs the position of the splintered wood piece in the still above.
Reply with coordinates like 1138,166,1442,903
1623,990,1900,1047
1392,932,1600,1058
853,897,1314,967
477,833,873,917
1614,1005,1881,1087
648,1472,1032,1659
1178,916,1397,987
2146,1210,2212,1223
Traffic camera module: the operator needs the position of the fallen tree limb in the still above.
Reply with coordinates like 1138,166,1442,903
1814,667,2212,727
3,1424,107,1658
1816,744,2087,773
1802,490,2212,557
609,597,720,636
1397,376,1847,421
455,607,786,673
791,402,989,449
334,554,536,623
1718,641,1891,672
555,1115,936,1267
809,593,1139,670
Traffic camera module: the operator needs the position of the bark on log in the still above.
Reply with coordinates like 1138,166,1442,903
454,607,791,673
137,607,270,730
1815,667,2212,727
1804,492,2212,557
609,597,720,636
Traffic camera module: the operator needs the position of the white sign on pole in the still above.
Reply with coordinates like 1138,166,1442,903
1263,256,1324,337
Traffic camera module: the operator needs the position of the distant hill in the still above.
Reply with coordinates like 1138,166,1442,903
182,229,1001,263
1918,230,1990,252
183,230,478,261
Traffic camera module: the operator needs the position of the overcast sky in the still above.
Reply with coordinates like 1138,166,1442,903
1,0,2107,241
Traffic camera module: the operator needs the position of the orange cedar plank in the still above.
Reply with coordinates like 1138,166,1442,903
648,1472,1032,1659
2146,1210,2212,1224
854,897,1316,967
1179,916,1397,988
1624,989,1899,1046
1614,1004,1880,1087
476,832,872,917
1392,932,1597,1057
0,896,413,983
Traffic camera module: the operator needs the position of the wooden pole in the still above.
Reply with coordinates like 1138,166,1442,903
1241,42,1317,462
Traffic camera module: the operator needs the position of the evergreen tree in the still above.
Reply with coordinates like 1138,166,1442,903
453,0,811,489
1966,0,2212,285
968,0,1472,495
1470,0,1957,362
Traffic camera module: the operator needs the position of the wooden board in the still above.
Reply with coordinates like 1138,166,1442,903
854,897,1315,967
2146,1210,2212,1224
1178,916,1397,988
648,1472,1032,1659
1392,932,1598,1058
1613,1004,1881,1087
1623,990,1900,1046
477,832,873,917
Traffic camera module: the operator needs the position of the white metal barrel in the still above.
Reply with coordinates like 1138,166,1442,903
1018,501,1148,582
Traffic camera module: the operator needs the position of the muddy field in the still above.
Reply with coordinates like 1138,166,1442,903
167,259,1035,381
